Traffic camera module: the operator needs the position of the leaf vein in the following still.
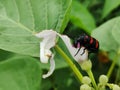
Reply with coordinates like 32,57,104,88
0,15,33,34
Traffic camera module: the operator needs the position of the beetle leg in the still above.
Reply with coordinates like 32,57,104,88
74,48,81,56
81,48,86,55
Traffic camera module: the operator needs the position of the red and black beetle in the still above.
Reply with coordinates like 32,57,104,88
73,33,99,56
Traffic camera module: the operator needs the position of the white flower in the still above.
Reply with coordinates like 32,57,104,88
35,30,88,78
35,30,56,78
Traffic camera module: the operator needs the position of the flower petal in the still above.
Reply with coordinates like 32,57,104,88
35,30,57,78
57,34,77,56
42,54,55,78
40,41,49,63
35,30,57,49
35,30,56,38
74,47,88,63
35,30,57,63
58,34,88,62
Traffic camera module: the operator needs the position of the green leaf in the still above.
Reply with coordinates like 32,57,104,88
102,0,120,18
112,18,120,45
92,17,120,61
0,56,42,90
0,0,72,56
92,17,120,52
0,49,15,61
41,79,52,90
54,68,79,90
28,0,72,33
70,0,96,34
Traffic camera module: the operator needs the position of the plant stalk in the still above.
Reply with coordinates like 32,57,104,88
87,70,98,90
107,55,118,79
55,45,83,83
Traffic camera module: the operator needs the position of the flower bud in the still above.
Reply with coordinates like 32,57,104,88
82,76,91,84
80,84,91,90
113,85,120,90
80,60,92,71
99,75,108,85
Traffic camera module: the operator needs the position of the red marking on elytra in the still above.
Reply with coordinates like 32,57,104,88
96,41,99,48
90,37,93,44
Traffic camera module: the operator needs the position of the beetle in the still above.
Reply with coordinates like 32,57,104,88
73,33,99,56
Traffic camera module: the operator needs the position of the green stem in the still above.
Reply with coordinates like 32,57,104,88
87,70,98,90
107,48,120,79
107,62,116,79
107,55,118,79
55,45,83,83
115,66,120,83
